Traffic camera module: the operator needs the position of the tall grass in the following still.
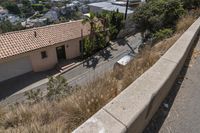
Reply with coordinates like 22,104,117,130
0,14,197,133
176,9,200,33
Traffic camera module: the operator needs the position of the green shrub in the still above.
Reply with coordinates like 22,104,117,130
154,28,173,40
24,89,43,103
181,0,200,9
46,76,71,101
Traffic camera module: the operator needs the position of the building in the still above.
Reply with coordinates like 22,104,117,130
6,14,21,24
88,1,134,17
0,20,90,82
44,10,59,22
21,18,48,28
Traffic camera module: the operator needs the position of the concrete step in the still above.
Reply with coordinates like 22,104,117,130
61,63,76,70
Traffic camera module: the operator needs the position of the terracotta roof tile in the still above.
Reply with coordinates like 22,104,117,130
0,20,90,59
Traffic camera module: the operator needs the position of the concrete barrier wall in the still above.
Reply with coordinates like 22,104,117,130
73,17,200,133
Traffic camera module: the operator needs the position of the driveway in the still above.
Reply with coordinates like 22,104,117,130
0,33,142,106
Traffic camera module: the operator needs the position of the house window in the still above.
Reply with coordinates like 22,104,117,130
41,51,47,59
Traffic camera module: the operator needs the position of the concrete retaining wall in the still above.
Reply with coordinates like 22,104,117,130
73,17,200,133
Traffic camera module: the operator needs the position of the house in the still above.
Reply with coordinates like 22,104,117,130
6,14,21,24
21,18,48,28
0,20,90,82
79,5,89,14
0,7,8,15
79,0,106,3
29,0,37,4
44,10,59,22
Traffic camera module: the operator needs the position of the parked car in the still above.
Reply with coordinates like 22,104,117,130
113,53,134,79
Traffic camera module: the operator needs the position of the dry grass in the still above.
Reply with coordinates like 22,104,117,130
0,74,118,133
0,14,197,133
121,33,182,89
176,15,196,32
176,9,200,33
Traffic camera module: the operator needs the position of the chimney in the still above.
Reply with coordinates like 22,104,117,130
34,31,37,37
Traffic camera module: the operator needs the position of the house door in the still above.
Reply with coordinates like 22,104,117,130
56,45,66,61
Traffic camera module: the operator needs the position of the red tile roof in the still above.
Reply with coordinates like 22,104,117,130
0,20,90,59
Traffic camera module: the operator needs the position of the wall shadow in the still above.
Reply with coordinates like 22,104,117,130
0,69,57,101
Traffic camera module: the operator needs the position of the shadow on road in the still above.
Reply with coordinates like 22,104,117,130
0,70,57,101
99,48,112,61
143,36,199,133
84,56,99,69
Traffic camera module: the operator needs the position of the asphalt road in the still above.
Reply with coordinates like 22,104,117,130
144,35,200,133
0,33,142,106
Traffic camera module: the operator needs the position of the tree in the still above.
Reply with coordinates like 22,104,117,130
82,12,100,52
109,10,124,39
20,0,34,17
97,10,124,40
83,36,93,56
2,1,21,15
0,21,24,33
82,12,98,39
132,0,184,39
181,0,200,9
82,11,124,56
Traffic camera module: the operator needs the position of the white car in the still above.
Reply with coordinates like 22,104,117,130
113,53,134,79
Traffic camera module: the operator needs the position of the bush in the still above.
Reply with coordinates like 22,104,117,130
46,76,71,101
154,28,173,40
24,89,43,103
32,4,44,12
182,0,200,9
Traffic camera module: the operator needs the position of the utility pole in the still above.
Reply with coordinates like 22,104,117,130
81,29,84,59
125,0,129,20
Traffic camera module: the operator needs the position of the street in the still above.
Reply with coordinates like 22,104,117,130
0,33,142,106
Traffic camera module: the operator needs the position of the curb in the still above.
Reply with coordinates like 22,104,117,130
73,17,200,133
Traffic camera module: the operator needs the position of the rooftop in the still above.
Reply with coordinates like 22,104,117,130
0,20,90,60
88,2,134,14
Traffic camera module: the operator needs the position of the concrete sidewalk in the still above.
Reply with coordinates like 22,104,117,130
144,35,200,133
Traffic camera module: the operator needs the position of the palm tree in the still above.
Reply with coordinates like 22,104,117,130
82,12,101,50
82,12,98,39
